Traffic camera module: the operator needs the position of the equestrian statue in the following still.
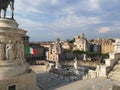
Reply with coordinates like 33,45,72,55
0,0,15,19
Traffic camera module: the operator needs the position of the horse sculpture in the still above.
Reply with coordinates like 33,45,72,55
0,0,15,19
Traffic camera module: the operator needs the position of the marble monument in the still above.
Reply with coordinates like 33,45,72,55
0,1,39,90
0,18,39,90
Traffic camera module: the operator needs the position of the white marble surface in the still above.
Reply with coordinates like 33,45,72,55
0,19,40,90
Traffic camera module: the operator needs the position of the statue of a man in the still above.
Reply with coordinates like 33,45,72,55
18,41,25,59
14,41,25,61
0,0,15,19
5,40,14,60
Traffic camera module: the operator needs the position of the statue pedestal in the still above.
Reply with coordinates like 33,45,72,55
0,72,39,90
0,60,28,78
0,18,40,90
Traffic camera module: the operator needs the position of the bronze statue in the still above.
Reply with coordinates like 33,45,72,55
0,0,15,19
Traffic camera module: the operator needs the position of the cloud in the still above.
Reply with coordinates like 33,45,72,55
14,0,45,14
52,0,57,5
50,15,101,30
8,0,120,41
98,27,111,33
15,16,44,30
89,0,100,10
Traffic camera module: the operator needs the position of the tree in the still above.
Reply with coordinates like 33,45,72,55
87,52,101,57
72,50,86,60
72,50,86,54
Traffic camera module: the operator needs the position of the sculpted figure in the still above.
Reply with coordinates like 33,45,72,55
5,40,14,60
15,41,25,60
0,0,15,19
0,41,4,60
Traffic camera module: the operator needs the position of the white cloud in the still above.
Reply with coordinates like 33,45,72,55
98,27,111,33
88,0,100,10
14,0,44,13
88,17,101,24
52,0,57,5
50,15,101,30
10,0,120,41
63,7,75,15
48,31,64,38
16,17,44,29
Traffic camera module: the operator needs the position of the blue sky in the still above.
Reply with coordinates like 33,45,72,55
6,0,120,41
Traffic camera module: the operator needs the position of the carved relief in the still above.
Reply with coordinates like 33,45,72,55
15,41,25,60
0,40,25,61
0,40,5,60
5,40,14,60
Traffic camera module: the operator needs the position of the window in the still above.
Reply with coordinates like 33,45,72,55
8,85,16,90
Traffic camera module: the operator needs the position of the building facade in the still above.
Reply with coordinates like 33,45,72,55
92,38,115,54
89,44,101,53
73,33,89,51
61,40,73,51
22,36,45,62
46,38,65,62
26,43,45,61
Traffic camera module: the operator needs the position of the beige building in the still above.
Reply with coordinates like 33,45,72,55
46,38,65,62
93,38,115,54
61,40,72,51
40,42,53,49
73,33,89,51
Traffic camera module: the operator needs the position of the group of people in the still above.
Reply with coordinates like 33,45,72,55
0,40,24,61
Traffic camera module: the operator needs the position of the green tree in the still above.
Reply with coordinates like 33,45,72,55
72,50,86,60
72,50,86,54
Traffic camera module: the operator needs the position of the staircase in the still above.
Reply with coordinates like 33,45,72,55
110,61,120,81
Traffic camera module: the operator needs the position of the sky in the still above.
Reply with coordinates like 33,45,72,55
5,0,120,41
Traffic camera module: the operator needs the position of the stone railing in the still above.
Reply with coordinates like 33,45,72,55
105,52,120,75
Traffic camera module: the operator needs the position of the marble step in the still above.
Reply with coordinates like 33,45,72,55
111,75,120,80
112,72,120,75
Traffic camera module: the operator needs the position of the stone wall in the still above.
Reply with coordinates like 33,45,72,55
105,52,120,75
30,65,48,72
0,72,40,90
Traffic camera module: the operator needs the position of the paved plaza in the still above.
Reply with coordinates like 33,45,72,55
36,60,120,90
37,72,75,90
36,71,120,90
